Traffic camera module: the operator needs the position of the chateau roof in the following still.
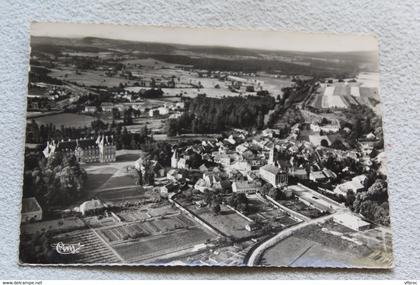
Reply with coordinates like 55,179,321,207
55,136,114,151
56,139,96,151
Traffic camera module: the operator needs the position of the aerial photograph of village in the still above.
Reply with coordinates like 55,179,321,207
19,23,393,268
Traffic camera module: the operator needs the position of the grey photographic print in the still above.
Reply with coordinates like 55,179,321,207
20,23,393,268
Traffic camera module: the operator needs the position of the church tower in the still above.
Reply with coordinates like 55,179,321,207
268,145,276,165
171,149,179,168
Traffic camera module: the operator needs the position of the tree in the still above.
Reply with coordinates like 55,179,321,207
123,107,133,125
346,189,356,208
257,111,264,130
112,107,121,120
268,187,279,200
166,119,178,137
320,139,329,147
212,204,221,216
136,168,143,186
221,180,232,194
203,190,213,205
352,178,389,225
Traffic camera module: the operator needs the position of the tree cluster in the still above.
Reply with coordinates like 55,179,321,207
23,152,87,213
352,178,390,226
166,95,275,135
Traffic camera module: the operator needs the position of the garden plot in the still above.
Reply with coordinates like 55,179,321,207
187,204,252,239
53,229,122,264
112,227,214,262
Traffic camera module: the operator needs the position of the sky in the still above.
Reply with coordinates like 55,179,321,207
31,22,378,52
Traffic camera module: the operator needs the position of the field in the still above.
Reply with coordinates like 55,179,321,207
246,194,299,229
32,113,97,128
292,222,391,267
279,199,325,219
126,117,166,134
260,219,392,268
321,86,348,109
264,238,381,267
112,227,214,262
253,75,294,96
49,68,139,88
312,79,380,114
186,204,252,239
82,157,153,205
99,215,193,244
53,229,122,264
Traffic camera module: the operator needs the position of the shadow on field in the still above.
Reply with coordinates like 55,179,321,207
84,173,114,191
117,153,141,162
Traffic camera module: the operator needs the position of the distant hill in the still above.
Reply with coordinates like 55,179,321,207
30,36,378,76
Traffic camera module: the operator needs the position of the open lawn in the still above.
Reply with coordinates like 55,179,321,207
49,68,139,88
112,227,214,262
187,204,252,239
33,113,97,128
82,158,152,204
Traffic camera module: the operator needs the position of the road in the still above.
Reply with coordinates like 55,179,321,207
246,209,348,266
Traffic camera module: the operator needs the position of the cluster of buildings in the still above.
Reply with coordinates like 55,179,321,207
149,102,185,117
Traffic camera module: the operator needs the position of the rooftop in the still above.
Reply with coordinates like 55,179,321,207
260,164,283,175
334,212,370,227
233,180,258,189
21,197,42,213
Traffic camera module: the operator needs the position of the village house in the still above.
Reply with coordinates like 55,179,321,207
175,102,185,109
235,143,249,154
149,109,159,117
158,106,169,115
334,174,368,197
262,128,280,138
84,105,97,113
228,160,252,176
333,212,371,231
213,152,232,167
232,180,259,194
309,134,331,147
171,149,189,169
101,102,114,113
169,112,182,119
309,170,329,183
288,167,309,180
245,222,260,232
166,169,183,181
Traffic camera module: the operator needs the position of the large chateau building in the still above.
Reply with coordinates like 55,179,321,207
43,135,116,163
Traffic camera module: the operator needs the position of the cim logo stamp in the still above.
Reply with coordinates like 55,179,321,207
54,242,85,255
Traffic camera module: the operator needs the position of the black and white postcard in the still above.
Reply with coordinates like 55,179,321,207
20,23,392,268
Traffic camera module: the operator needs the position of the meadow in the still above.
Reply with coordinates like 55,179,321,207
33,112,97,128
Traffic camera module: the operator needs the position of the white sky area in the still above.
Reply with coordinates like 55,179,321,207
31,22,378,52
